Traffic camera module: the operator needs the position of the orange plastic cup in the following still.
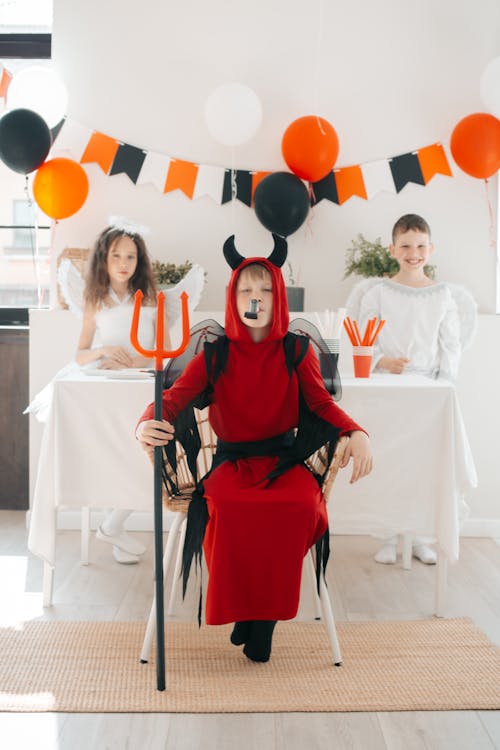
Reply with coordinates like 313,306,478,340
352,345,373,378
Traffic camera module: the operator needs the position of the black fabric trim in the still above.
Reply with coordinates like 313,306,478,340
161,319,342,621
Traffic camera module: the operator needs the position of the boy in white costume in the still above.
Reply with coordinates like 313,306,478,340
349,214,465,565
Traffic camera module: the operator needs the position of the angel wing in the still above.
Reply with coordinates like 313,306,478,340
345,277,382,319
164,264,206,329
447,283,477,351
57,257,86,317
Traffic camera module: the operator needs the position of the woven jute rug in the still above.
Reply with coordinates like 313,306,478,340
0,618,499,713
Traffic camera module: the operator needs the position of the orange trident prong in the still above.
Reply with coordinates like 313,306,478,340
130,289,191,370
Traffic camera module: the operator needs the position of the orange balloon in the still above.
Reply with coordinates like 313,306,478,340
450,113,500,179
33,157,89,219
282,115,339,182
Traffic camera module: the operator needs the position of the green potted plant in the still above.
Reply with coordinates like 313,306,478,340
152,260,193,288
344,234,436,279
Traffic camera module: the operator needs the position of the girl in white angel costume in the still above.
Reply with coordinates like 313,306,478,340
347,214,477,566
27,220,205,564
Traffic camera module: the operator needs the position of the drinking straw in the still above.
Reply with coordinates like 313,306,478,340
343,317,358,346
369,319,386,345
352,319,363,348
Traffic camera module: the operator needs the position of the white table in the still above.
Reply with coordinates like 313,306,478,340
28,371,477,612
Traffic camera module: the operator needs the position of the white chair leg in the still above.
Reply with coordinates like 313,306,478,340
140,512,185,663
167,518,187,615
306,552,322,620
43,561,54,607
402,532,412,570
309,548,342,666
81,507,90,565
318,572,342,666
435,546,447,617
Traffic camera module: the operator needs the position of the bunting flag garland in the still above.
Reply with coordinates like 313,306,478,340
389,152,425,193
109,143,146,184
417,142,453,183
361,159,396,199
335,165,368,204
192,164,225,202
80,131,119,174
48,117,454,208
136,152,171,191
221,169,253,205
310,172,338,205
164,159,199,197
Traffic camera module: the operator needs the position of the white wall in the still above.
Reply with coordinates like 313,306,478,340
25,1,499,526
49,0,499,313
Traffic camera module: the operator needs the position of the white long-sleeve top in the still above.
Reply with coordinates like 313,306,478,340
356,279,462,381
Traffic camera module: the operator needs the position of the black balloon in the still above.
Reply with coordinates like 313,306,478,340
0,108,52,174
254,171,310,237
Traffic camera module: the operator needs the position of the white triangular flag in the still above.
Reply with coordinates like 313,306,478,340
361,159,396,199
192,164,226,203
136,151,170,192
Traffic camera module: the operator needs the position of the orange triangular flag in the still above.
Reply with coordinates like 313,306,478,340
0,68,12,98
80,131,120,174
335,165,367,204
417,143,452,183
164,159,199,198
251,171,272,203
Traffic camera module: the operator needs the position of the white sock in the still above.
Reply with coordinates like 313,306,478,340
101,509,132,536
374,535,398,564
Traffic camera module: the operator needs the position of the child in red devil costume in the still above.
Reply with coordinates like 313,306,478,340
136,235,372,662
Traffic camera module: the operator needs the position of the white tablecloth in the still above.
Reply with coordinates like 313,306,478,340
28,371,477,568
329,375,477,562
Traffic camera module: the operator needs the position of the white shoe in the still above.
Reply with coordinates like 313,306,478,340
374,543,397,564
96,525,146,556
112,545,141,564
412,544,437,564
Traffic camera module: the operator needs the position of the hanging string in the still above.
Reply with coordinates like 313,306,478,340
24,175,43,308
484,178,496,251
49,218,59,308
312,0,326,121
230,145,237,232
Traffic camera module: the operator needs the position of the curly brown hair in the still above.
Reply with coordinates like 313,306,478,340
84,226,157,307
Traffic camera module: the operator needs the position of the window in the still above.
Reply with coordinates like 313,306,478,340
0,1,53,312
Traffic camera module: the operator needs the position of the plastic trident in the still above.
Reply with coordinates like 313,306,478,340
130,288,190,692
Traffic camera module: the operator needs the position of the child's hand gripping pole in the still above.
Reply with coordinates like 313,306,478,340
130,289,191,692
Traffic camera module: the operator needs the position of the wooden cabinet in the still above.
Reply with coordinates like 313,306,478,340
0,326,29,509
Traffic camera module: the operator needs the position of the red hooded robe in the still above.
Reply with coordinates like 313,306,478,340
139,257,363,624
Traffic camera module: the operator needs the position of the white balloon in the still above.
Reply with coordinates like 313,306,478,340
7,66,68,127
480,57,500,119
205,83,262,147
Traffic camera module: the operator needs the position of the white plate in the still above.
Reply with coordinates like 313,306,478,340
92,368,154,380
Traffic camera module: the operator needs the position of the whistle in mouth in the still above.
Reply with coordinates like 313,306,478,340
244,298,259,319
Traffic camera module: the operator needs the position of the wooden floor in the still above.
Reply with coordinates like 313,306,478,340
1,509,499,750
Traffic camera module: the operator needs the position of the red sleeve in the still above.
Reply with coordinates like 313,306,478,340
296,344,367,436
137,351,209,426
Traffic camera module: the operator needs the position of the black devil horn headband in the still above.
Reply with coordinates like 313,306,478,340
223,234,288,270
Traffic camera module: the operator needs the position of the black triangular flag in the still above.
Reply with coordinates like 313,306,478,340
389,152,425,193
221,169,233,204
221,169,253,205
310,172,339,205
235,170,252,206
50,117,66,144
109,144,146,184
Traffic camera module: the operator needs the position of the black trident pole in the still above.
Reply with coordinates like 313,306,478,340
131,289,190,691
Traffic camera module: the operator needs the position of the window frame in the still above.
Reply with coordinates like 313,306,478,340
0,30,52,320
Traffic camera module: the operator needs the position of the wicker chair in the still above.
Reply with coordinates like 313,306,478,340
140,407,349,666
